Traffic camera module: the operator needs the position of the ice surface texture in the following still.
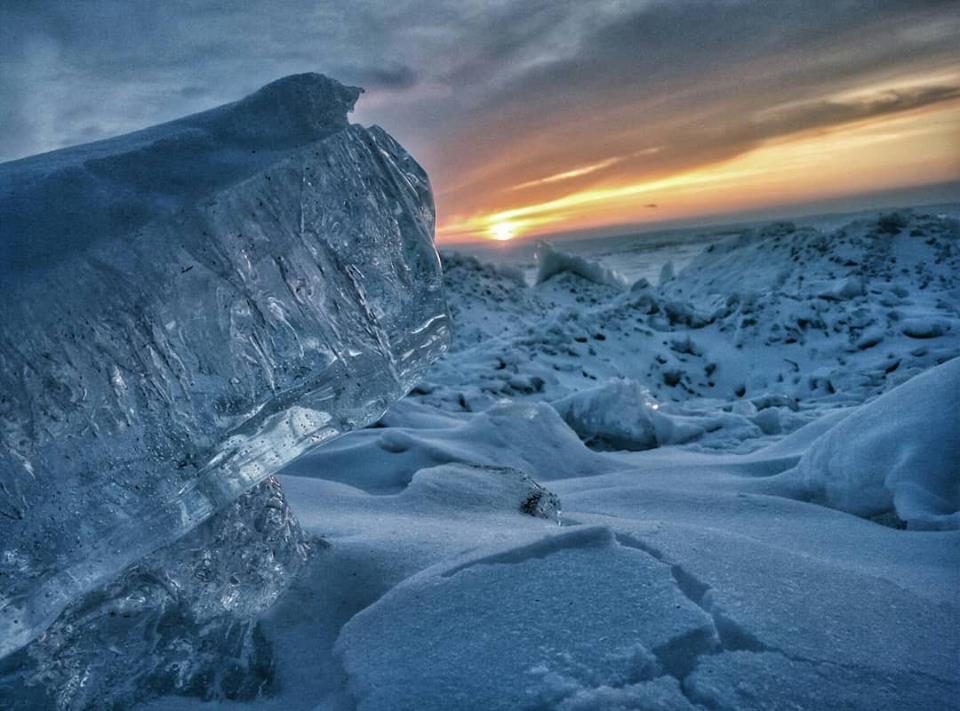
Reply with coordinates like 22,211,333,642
0,74,449,656
0,477,313,709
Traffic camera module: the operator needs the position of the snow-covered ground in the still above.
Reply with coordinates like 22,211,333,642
146,206,959,710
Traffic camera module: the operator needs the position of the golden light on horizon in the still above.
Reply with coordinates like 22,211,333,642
489,221,519,241
437,96,960,244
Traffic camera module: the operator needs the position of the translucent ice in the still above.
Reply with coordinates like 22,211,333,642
0,74,449,656
0,477,314,708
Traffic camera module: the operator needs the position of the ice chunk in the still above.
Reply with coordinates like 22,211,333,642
551,379,706,451
534,241,628,288
0,477,313,709
818,275,864,301
658,259,675,285
552,379,661,450
0,74,449,656
901,317,949,339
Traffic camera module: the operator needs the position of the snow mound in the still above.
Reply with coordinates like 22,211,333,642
442,252,527,286
535,241,629,288
788,357,960,529
401,464,561,522
282,400,615,492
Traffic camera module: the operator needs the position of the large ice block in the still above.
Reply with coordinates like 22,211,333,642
0,477,314,709
0,74,449,656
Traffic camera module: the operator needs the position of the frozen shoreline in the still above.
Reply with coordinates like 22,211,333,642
145,206,959,710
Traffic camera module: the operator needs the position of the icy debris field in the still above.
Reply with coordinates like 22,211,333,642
145,208,958,710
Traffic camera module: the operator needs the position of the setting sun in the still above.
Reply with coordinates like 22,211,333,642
489,221,518,241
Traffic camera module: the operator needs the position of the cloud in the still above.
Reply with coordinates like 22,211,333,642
510,157,623,191
421,0,960,221
1,0,957,234
0,0,427,159
334,63,418,90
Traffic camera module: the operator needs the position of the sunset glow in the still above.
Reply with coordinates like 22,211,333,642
489,221,518,241
440,91,960,243
1,1,956,247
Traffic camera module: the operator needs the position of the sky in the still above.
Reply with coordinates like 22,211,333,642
1,0,958,243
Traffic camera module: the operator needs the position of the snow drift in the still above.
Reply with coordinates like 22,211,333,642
785,357,960,529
